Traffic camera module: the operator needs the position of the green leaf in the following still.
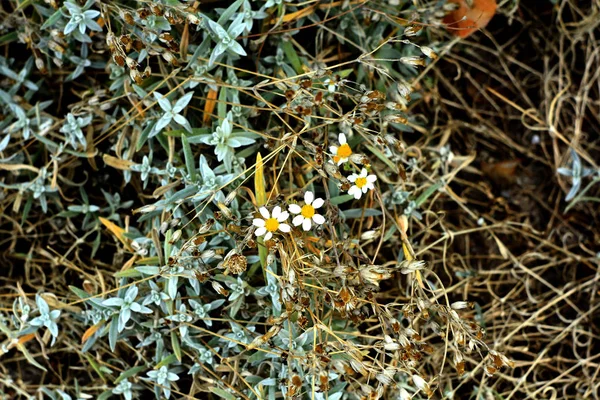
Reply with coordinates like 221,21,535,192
341,208,382,219
210,387,237,400
172,331,182,362
97,391,114,400
155,353,178,369
18,343,47,371
115,365,147,384
134,266,160,275
69,285,92,299
216,0,243,24
415,181,443,207
108,317,118,352
329,194,354,205
41,8,63,30
364,143,398,173
217,86,227,120
114,269,142,278
163,127,211,137
181,135,197,181
85,353,106,381
281,40,303,75
0,31,19,46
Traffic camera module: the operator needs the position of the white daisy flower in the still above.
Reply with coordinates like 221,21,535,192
252,206,290,241
329,133,352,166
288,191,326,231
347,168,377,199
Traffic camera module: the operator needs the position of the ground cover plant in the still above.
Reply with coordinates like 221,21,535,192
0,0,598,399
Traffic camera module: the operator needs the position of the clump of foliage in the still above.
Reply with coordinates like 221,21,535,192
0,1,518,399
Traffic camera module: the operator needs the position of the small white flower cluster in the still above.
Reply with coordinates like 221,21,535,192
330,133,377,199
253,191,326,240
253,134,379,239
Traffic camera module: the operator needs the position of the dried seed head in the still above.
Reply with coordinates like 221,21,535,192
223,253,248,275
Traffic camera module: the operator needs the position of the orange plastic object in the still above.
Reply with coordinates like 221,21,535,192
443,0,497,38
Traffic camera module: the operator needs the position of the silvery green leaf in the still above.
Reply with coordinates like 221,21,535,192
173,114,192,132
135,266,160,275
36,294,50,315
0,135,10,151
565,180,581,202
173,92,194,113
108,315,118,351
155,114,172,132
229,41,247,57
124,286,138,302
103,298,124,307
227,14,246,39
153,92,172,112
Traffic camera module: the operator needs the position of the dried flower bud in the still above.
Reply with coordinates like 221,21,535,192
35,58,47,74
400,56,426,67
412,375,432,397
420,46,438,60
125,57,138,70
451,301,469,310
349,153,369,164
212,281,228,296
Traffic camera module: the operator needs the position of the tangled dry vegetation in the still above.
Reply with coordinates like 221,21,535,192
0,0,598,399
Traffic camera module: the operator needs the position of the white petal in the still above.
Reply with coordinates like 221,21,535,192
272,206,281,219
259,207,270,219
292,215,304,226
304,191,314,205
255,227,267,237
253,218,265,227
264,232,272,241
339,133,347,145
302,218,312,231
312,198,324,209
279,223,291,233
288,204,302,214
337,158,347,166
349,186,362,199
367,174,377,183
360,168,368,177
329,145,338,154
348,174,358,183
312,214,325,225
277,211,289,222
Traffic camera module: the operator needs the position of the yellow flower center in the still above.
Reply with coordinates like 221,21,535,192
336,143,352,159
265,218,279,232
355,177,367,188
301,204,315,219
